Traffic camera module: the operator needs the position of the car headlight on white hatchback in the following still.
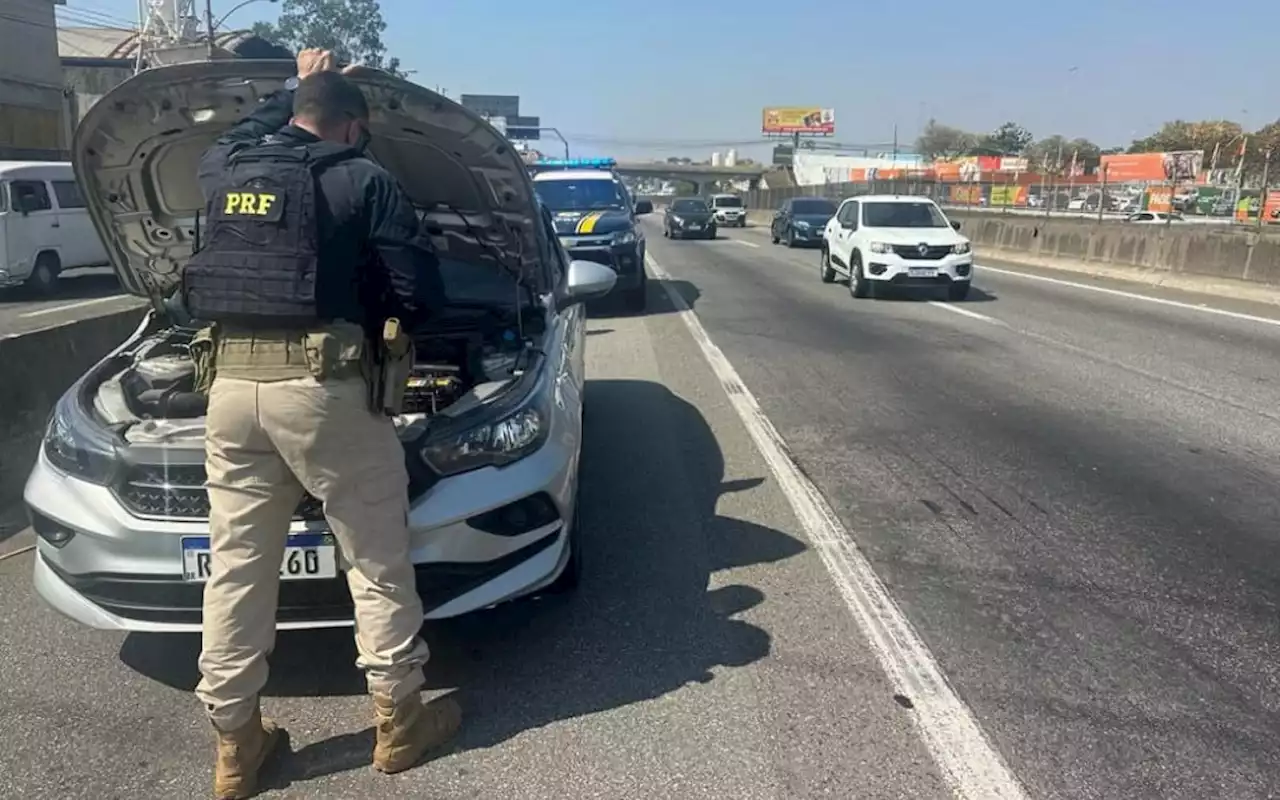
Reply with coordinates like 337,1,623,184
952,242,971,254
420,381,550,477
868,242,892,254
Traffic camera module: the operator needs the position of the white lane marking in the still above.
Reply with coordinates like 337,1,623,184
20,295,127,318
731,239,761,249
0,544,35,562
926,300,1005,325
977,263,1280,329
646,252,1030,799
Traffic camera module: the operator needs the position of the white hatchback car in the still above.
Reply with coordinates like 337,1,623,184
26,60,618,633
820,195,974,301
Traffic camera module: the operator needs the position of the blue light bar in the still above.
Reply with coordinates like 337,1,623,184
532,157,617,169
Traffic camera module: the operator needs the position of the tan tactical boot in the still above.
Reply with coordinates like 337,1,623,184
371,692,462,774
212,707,288,799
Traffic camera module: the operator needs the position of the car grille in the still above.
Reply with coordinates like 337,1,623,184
892,244,952,260
115,463,324,521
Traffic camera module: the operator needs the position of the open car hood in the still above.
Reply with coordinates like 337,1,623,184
72,60,547,304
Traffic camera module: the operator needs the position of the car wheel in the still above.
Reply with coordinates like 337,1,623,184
948,281,971,302
785,227,796,248
546,492,584,594
849,253,871,299
819,246,836,283
25,253,61,296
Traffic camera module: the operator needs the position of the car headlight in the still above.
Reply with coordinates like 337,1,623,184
869,241,892,253
671,215,684,224
614,229,637,245
420,382,550,477
952,242,971,255
43,391,119,484
795,220,811,229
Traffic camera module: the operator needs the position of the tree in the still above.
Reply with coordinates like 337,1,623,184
252,0,404,76
915,119,977,161
977,121,1033,156
1027,135,1101,172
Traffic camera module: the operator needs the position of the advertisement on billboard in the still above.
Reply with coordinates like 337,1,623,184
762,106,835,135
1100,150,1204,182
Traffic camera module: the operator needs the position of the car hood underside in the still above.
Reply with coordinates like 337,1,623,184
72,59,548,303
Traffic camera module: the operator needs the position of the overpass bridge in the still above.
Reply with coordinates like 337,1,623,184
614,161,769,193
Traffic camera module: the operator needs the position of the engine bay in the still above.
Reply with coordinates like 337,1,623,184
95,316,537,444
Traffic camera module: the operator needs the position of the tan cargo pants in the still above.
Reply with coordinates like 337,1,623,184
196,374,430,731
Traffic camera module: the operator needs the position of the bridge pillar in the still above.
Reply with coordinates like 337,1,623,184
748,177,761,191
688,180,701,196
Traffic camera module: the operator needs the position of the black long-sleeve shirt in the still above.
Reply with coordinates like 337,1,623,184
197,88,443,329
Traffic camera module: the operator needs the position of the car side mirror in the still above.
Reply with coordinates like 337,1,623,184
950,220,961,230
634,199,653,215
841,220,855,230
557,259,618,311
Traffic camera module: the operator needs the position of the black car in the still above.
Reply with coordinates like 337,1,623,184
663,197,717,240
770,196,838,248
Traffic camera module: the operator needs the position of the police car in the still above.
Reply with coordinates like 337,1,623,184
530,158,650,312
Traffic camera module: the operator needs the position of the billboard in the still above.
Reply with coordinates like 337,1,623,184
506,115,541,140
1099,150,1204,182
762,106,835,135
460,94,519,119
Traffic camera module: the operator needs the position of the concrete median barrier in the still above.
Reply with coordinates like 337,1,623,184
0,308,147,508
744,208,1280,295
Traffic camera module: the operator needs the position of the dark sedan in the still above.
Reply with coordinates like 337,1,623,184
663,197,717,240
770,196,838,248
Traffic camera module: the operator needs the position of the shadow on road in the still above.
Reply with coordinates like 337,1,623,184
0,269,120,304
121,377,803,788
587,277,700,320
847,280,998,304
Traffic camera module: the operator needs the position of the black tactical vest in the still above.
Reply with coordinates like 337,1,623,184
183,142,357,327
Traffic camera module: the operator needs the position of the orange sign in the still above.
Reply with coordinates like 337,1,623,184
1100,150,1204,182
1264,191,1280,225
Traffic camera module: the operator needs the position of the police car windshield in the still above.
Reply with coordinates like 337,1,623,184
534,178,629,212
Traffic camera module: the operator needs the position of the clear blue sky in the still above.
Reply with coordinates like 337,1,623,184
61,0,1278,162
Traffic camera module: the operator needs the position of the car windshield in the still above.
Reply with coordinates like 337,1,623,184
792,199,836,215
713,196,742,208
534,178,628,212
672,199,709,212
863,201,948,228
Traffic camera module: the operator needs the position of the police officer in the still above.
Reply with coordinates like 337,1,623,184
184,49,460,799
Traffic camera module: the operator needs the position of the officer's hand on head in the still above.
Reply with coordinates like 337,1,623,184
296,48,336,79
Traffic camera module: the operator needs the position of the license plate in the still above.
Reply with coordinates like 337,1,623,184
688,224,702,229
908,267,938,278
181,533,338,582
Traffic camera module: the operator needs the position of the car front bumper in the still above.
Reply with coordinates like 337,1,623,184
713,211,746,225
26,428,579,632
863,250,973,286
788,225,824,244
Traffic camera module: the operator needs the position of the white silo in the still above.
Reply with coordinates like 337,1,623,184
725,148,738,167
711,151,723,167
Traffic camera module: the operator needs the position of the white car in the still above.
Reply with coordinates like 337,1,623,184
708,193,747,227
820,195,973,301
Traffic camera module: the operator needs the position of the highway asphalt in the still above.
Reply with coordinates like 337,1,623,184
3,220,1280,797
0,266,141,338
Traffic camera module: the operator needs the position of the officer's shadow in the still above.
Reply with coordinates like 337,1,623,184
120,379,806,787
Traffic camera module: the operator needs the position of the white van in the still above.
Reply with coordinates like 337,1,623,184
709,193,747,227
0,161,110,294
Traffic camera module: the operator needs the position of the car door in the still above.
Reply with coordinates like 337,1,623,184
7,179,59,279
50,179,104,268
828,200,858,267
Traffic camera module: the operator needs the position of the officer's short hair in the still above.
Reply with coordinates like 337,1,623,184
293,71,370,129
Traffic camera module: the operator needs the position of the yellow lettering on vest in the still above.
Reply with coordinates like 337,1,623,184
224,192,242,214
255,193,276,216
239,193,258,214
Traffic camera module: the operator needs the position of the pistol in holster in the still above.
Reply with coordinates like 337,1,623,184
368,317,415,416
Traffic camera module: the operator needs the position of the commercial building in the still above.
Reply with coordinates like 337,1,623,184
0,0,70,159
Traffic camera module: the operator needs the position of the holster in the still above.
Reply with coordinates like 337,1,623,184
365,317,415,416
189,325,218,395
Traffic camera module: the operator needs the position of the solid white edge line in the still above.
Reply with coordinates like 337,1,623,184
976,263,1280,328
20,295,127,318
646,253,1029,799
925,300,1004,325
